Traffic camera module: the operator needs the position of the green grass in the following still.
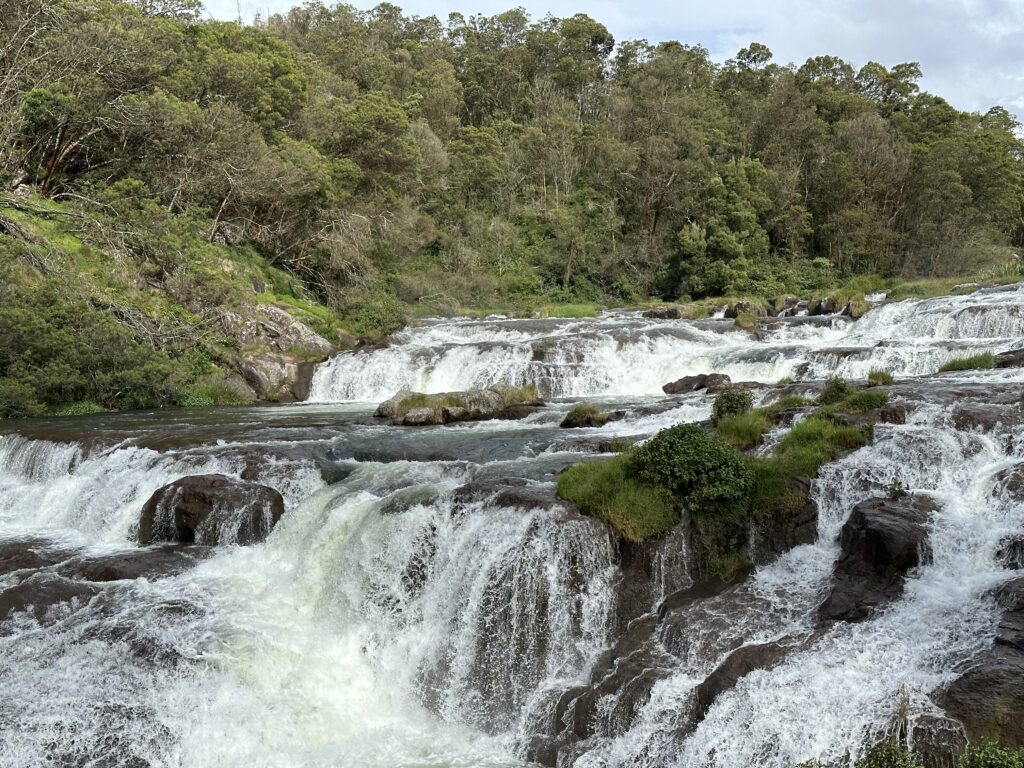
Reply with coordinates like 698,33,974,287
716,410,771,449
816,375,855,405
776,376,795,386
818,389,889,415
556,456,678,543
395,392,466,419
498,383,540,406
761,394,813,413
938,352,995,372
771,416,871,476
867,368,895,386
539,303,598,318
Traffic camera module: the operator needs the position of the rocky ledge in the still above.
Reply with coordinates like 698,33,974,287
375,386,544,426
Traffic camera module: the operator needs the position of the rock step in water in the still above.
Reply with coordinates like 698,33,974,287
375,387,544,426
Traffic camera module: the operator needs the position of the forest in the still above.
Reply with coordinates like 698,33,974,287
1,0,1024,414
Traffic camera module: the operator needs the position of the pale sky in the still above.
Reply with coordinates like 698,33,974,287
205,0,1024,121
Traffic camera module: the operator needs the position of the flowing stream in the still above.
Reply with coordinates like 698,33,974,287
2,285,1024,767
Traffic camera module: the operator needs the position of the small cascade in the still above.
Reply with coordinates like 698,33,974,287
310,286,1024,402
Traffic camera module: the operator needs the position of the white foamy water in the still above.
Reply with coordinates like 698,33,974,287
2,282,1024,768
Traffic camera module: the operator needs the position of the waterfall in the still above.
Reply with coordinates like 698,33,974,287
309,286,1024,402
3,282,1024,767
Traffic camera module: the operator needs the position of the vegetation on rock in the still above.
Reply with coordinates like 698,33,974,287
939,352,996,372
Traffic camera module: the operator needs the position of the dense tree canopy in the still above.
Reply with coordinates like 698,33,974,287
2,0,1023,309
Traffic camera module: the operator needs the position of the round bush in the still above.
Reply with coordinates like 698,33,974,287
712,388,754,425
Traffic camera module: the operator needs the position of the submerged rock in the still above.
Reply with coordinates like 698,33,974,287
936,577,1024,746
0,572,99,624
137,474,284,546
994,348,1024,368
819,494,937,622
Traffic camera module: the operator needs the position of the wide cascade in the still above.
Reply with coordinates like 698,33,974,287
2,285,1023,767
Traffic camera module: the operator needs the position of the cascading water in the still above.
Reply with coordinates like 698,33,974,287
2,285,1024,767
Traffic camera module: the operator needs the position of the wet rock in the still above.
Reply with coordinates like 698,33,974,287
375,389,413,418
691,641,792,724
57,545,212,582
843,299,870,319
994,348,1024,368
258,306,335,358
819,494,938,623
239,353,319,403
560,407,611,428
662,373,731,395
137,474,285,546
750,477,818,565
770,295,799,316
911,714,967,768
0,538,74,576
377,387,544,426
0,572,99,624
951,402,1024,433
642,306,683,320
996,536,1024,569
401,407,441,426
936,577,1024,746
725,301,766,319
991,463,1024,503
810,295,840,315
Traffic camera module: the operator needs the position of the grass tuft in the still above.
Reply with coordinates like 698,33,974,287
867,368,895,386
938,352,995,373
716,410,771,450
817,375,855,405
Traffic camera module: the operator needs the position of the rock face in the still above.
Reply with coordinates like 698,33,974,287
137,474,284,546
219,305,338,402
560,407,612,428
662,373,731,395
819,494,937,622
936,577,1024,746
642,306,683,320
374,388,544,426
994,348,1024,368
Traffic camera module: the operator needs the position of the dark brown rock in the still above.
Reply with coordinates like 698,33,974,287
994,348,1024,368
662,373,731,395
560,407,611,428
911,715,967,768
137,474,285,546
643,306,683,319
819,494,938,622
750,477,818,565
0,573,99,624
57,545,212,582
936,577,1024,746
691,641,792,724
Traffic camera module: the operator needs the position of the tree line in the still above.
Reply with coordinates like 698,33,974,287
2,0,1023,314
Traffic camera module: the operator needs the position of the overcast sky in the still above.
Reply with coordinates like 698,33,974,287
205,0,1024,120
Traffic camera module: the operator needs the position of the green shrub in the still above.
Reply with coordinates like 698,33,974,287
817,375,855,405
856,741,920,768
712,388,754,425
938,352,995,373
342,290,408,338
557,456,678,543
868,368,895,386
631,423,753,517
177,383,250,408
716,410,771,450
53,401,105,417
957,740,1024,768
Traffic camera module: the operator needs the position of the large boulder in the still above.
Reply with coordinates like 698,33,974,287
936,577,1024,746
137,474,284,546
724,301,766,319
375,387,544,426
643,306,683,320
662,373,731,395
819,494,938,622
239,353,319,402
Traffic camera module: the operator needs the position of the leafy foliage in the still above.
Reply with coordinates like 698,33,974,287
712,389,754,425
